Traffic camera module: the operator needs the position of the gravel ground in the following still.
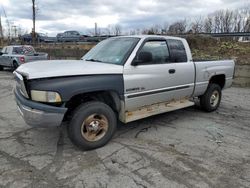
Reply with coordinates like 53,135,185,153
0,70,250,188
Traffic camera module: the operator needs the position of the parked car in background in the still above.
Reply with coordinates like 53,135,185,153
56,31,86,42
56,33,63,39
0,45,48,70
20,33,48,43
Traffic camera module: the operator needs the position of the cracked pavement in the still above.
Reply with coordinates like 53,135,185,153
0,70,250,188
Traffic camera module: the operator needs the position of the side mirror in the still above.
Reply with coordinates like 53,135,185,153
132,51,153,66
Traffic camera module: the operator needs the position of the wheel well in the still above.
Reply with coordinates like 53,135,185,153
64,91,121,120
209,75,225,89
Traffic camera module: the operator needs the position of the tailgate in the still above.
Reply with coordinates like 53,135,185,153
25,53,48,62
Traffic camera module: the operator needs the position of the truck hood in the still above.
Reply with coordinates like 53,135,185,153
16,60,123,79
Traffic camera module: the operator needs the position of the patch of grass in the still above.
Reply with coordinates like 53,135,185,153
187,36,250,65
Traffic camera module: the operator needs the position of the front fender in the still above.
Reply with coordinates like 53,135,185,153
27,75,124,101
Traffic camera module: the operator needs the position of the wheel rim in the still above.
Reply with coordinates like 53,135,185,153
210,90,219,107
81,114,108,142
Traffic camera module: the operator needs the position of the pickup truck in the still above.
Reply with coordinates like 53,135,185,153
0,45,48,70
13,35,235,150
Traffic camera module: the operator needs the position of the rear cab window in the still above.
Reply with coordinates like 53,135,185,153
167,39,187,63
12,46,35,55
135,38,187,65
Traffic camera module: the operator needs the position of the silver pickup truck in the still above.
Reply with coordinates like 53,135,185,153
0,45,48,70
13,35,235,150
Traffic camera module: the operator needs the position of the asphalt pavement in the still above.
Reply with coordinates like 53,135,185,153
0,70,250,188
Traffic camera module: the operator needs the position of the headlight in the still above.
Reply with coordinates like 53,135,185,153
31,90,62,103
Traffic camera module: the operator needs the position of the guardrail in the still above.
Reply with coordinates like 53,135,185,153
175,32,250,37
205,32,250,37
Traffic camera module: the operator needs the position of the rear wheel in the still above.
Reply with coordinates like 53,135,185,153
68,101,117,150
200,83,222,112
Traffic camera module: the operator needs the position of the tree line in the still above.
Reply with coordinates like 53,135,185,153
135,7,250,35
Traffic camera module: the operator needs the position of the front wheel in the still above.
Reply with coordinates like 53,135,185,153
68,101,117,150
13,61,19,70
200,83,222,112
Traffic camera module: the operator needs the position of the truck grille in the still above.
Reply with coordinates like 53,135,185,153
13,71,29,98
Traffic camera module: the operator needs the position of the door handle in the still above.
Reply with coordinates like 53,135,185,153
169,69,176,74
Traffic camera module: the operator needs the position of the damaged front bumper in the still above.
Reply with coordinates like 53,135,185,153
14,88,67,127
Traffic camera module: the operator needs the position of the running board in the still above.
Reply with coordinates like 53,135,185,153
124,99,194,123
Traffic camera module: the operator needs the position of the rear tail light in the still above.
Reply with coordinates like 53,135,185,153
19,57,25,63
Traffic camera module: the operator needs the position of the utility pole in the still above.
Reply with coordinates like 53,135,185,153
32,0,36,44
95,22,97,36
0,16,3,46
0,16,3,38
12,25,17,38
2,6,10,43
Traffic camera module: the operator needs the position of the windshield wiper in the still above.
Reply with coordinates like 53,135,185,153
85,58,103,62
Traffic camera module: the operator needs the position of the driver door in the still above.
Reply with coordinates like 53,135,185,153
123,39,177,111
123,38,195,112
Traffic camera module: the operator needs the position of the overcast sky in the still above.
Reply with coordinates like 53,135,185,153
0,0,249,36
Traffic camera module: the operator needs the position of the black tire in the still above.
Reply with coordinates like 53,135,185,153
13,61,19,69
0,65,3,71
68,101,117,150
200,83,222,112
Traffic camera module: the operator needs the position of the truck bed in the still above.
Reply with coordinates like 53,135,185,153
193,60,235,97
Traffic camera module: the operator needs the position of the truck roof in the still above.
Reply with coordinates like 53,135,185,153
113,35,185,41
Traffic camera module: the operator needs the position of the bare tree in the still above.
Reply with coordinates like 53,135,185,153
204,16,213,33
144,24,162,35
241,5,250,32
129,29,136,35
168,19,187,34
105,24,112,35
232,10,243,32
222,10,234,32
244,17,250,32
113,24,122,35
191,17,204,33
141,28,149,34
162,22,169,34
209,7,250,33
213,10,223,33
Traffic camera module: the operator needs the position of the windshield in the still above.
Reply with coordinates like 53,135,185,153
38,33,46,37
82,37,140,65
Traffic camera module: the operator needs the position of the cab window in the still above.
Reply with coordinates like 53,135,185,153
167,39,187,62
5,47,11,54
139,41,170,64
